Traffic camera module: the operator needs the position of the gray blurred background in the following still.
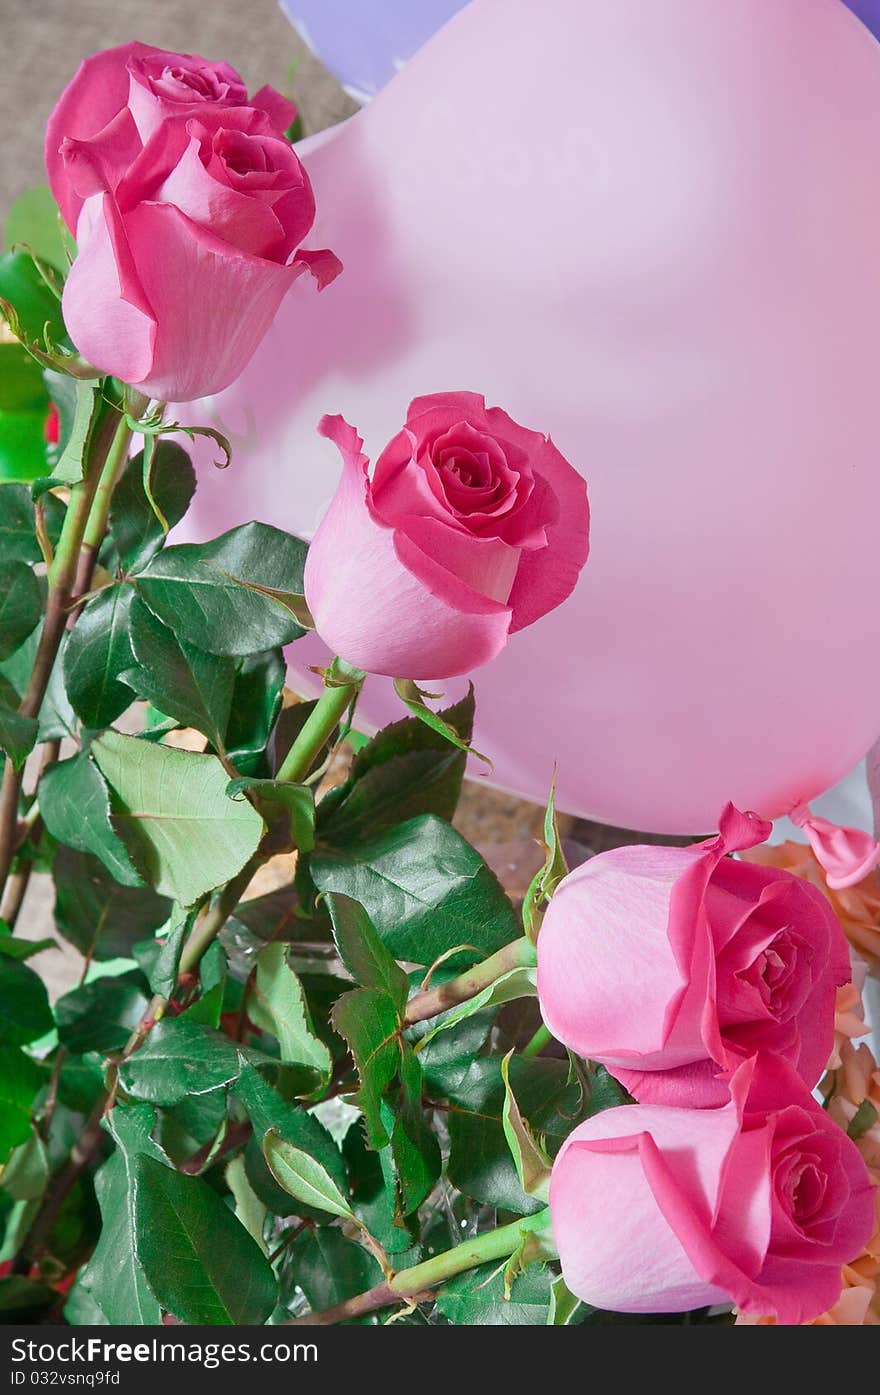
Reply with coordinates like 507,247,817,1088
0,0,357,224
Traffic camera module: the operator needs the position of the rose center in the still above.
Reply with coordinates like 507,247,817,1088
783,1156,828,1226
735,926,807,1022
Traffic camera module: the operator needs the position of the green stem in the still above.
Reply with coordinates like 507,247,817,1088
287,1211,554,1326
522,1023,553,1058
0,406,125,894
404,936,537,1027
275,669,363,786
71,412,134,608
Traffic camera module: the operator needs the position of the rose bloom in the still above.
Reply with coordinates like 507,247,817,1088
537,804,850,1107
45,41,295,231
46,45,340,401
743,840,880,972
740,1039,880,1325
303,395,589,678
550,1055,875,1324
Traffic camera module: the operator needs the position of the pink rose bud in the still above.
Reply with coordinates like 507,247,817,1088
303,394,590,678
550,1055,875,1324
537,804,851,1107
47,48,339,402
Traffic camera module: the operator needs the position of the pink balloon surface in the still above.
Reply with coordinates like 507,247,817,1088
184,0,880,833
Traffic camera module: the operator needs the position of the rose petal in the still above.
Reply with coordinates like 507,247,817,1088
45,41,150,229
118,201,301,401
63,192,157,386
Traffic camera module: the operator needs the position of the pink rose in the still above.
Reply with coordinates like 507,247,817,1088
54,103,341,402
550,1056,875,1323
537,804,850,1107
45,42,294,231
303,395,590,678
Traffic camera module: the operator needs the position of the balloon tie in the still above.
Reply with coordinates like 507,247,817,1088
788,802,880,891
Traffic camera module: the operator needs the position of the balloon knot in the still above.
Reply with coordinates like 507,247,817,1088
788,801,880,890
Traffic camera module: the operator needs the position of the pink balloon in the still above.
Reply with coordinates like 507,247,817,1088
185,0,880,833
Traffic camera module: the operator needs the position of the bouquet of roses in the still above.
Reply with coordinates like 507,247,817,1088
0,42,875,1331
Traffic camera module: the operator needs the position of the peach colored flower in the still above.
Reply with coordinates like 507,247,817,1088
831,978,870,1070
742,841,880,971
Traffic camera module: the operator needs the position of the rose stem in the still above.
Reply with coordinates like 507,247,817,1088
285,1210,555,1326
404,935,537,1027
0,405,132,895
522,1023,553,1058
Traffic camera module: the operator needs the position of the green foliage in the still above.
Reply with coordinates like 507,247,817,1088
92,732,264,904
134,523,308,656
0,330,702,1330
312,814,519,966
62,585,135,728
106,441,196,571
445,1058,589,1214
436,1262,554,1325
130,1154,277,1324
0,559,42,659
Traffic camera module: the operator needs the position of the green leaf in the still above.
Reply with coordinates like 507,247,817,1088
71,1104,165,1326
125,596,234,749
62,585,135,729
547,1274,587,1326
249,943,331,1095
263,1132,355,1220
0,924,56,961
52,846,171,961
135,523,308,656
55,973,149,1055
92,731,264,905
331,988,401,1149
523,777,568,944
393,679,490,767
0,250,67,349
0,482,45,562
107,441,195,572
1,1127,49,1201
0,956,52,1047
117,1019,250,1106
436,1261,553,1326
0,1046,44,1163
325,893,409,1012
501,1052,552,1202
131,1154,277,1325
312,815,519,967
233,1066,346,1220
387,1050,441,1217
318,690,474,847
848,1098,878,1142
40,752,142,888
5,186,69,274
0,622,76,742
52,380,109,485
147,905,192,1000
342,1123,413,1257
446,1058,588,1214
226,1155,268,1256
0,560,41,660
287,1227,381,1316
224,649,285,776
0,703,37,772
226,777,314,853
